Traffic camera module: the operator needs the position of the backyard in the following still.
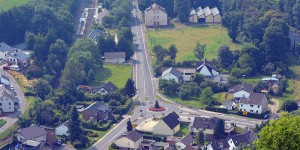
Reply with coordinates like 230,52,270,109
89,64,132,88
175,123,190,137
0,0,30,11
147,24,242,62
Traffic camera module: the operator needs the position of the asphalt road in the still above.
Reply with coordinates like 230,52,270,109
0,69,26,135
89,1,264,149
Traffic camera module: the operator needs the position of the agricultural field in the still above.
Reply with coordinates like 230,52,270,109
147,24,242,62
89,64,132,88
0,0,29,11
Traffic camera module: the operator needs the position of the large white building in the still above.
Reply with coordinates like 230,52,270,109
144,3,168,26
239,93,268,114
0,84,16,114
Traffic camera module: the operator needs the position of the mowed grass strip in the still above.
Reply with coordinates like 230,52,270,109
90,64,132,88
0,0,30,11
147,24,242,62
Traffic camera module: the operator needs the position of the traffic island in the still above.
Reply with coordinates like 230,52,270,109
148,107,166,112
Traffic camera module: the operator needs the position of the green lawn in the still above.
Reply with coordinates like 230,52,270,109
0,0,30,11
162,92,205,109
0,119,7,128
89,64,132,88
175,123,190,137
213,92,233,103
147,24,242,62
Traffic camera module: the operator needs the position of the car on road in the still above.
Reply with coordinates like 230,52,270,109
3,66,10,70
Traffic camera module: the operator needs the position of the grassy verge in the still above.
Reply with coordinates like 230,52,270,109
88,64,132,88
0,120,7,128
175,123,190,137
0,124,19,140
213,92,233,103
160,91,205,109
0,0,30,11
147,24,242,62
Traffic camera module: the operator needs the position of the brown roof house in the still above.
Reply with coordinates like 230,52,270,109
144,3,168,26
115,130,143,150
239,93,268,114
82,101,112,122
189,117,221,140
153,112,180,136
104,52,126,63
15,124,56,147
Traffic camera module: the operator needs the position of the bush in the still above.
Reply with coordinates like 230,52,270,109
24,90,37,96
205,107,229,114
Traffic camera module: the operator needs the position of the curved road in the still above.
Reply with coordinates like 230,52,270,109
89,1,263,149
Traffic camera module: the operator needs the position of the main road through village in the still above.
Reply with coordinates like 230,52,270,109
89,1,263,149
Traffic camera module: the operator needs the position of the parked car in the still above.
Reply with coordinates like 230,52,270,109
3,66,10,70
10,65,19,71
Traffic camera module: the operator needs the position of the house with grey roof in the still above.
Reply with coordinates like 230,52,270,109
189,116,222,140
82,101,112,122
203,6,213,23
221,100,236,111
6,50,31,68
189,6,221,23
211,7,221,23
161,67,182,83
175,135,197,150
0,74,10,85
104,52,126,63
153,111,180,136
98,81,118,95
115,130,143,149
0,42,15,60
229,83,254,101
88,28,105,43
239,93,268,114
196,59,219,77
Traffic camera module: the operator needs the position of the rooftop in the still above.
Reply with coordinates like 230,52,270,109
239,93,266,105
145,3,166,13
84,101,111,114
0,42,15,52
192,116,220,130
203,6,212,16
101,81,118,93
162,111,180,129
230,83,254,93
104,52,126,59
17,126,47,140
7,51,30,60
122,130,143,142
161,67,181,79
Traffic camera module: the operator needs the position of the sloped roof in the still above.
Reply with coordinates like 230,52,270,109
196,7,204,16
230,131,257,146
101,81,118,93
240,93,266,105
190,9,196,16
17,126,47,140
88,28,105,40
192,117,220,130
210,139,230,149
161,67,181,79
195,59,218,75
145,3,166,13
7,51,30,60
230,83,254,93
123,130,143,142
162,111,179,129
211,7,220,16
84,101,111,113
1,74,9,81
203,6,212,16
104,52,126,59
0,42,15,52
180,135,194,146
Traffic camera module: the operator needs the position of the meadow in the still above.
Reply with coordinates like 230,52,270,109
0,0,29,11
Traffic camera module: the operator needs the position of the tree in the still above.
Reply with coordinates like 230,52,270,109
168,44,177,61
159,79,180,94
118,27,133,41
222,11,242,42
68,106,82,143
155,100,160,108
193,42,205,61
193,73,204,86
87,69,95,81
214,119,225,138
153,45,168,64
118,17,131,29
255,114,300,149
218,45,233,68
200,87,214,105
196,130,205,146
174,0,190,22
33,79,51,100
117,36,133,59
179,82,201,100
281,100,298,112
293,0,300,28
124,78,136,97
102,15,115,27
127,119,133,131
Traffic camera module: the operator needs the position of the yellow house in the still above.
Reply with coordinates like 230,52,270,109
189,9,198,23
203,6,214,23
153,112,180,136
115,130,143,149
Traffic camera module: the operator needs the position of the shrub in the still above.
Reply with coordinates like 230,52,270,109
205,107,229,114
24,90,36,96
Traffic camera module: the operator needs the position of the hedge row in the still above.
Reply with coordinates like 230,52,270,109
236,111,269,119
205,107,229,114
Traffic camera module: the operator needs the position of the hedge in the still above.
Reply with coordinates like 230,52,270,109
205,107,229,114
24,90,36,96
236,111,269,119
82,115,122,131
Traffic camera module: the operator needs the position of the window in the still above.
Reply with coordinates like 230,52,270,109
250,110,253,113
9,102,11,105
157,11,159,14
256,110,259,113
244,109,246,111
250,105,253,107
257,105,260,108
157,22,159,26
157,16,159,19
154,16,156,19
240,104,243,107
0,103,2,106
154,22,156,26
9,107,11,109
154,11,156,14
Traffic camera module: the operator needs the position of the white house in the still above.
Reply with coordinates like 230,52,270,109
195,59,219,77
161,67,182,83
0,75,10,85
211,7,221,23
98,81,118,95
239,93,268,114
0,84,16,114
115,130,143,149
144,3,168,26
0,42,16,60
228,132,257,150
6,50,31,68
104,52,126,63
189,9,198,23
153,112,180,136
55,121,69,136
175,135,196,150
203,6,213,23
229,83,254,100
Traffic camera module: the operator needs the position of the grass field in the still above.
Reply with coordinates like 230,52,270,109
89,64,132,88
0,120,7,128
0,0,30,11
161,91,205,109
147,24,242,62
175,123,190,137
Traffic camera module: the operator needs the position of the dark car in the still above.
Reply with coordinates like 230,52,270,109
3,66,10,70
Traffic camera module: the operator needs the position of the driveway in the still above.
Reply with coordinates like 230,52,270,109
0,68,26,135
269,98,280,114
